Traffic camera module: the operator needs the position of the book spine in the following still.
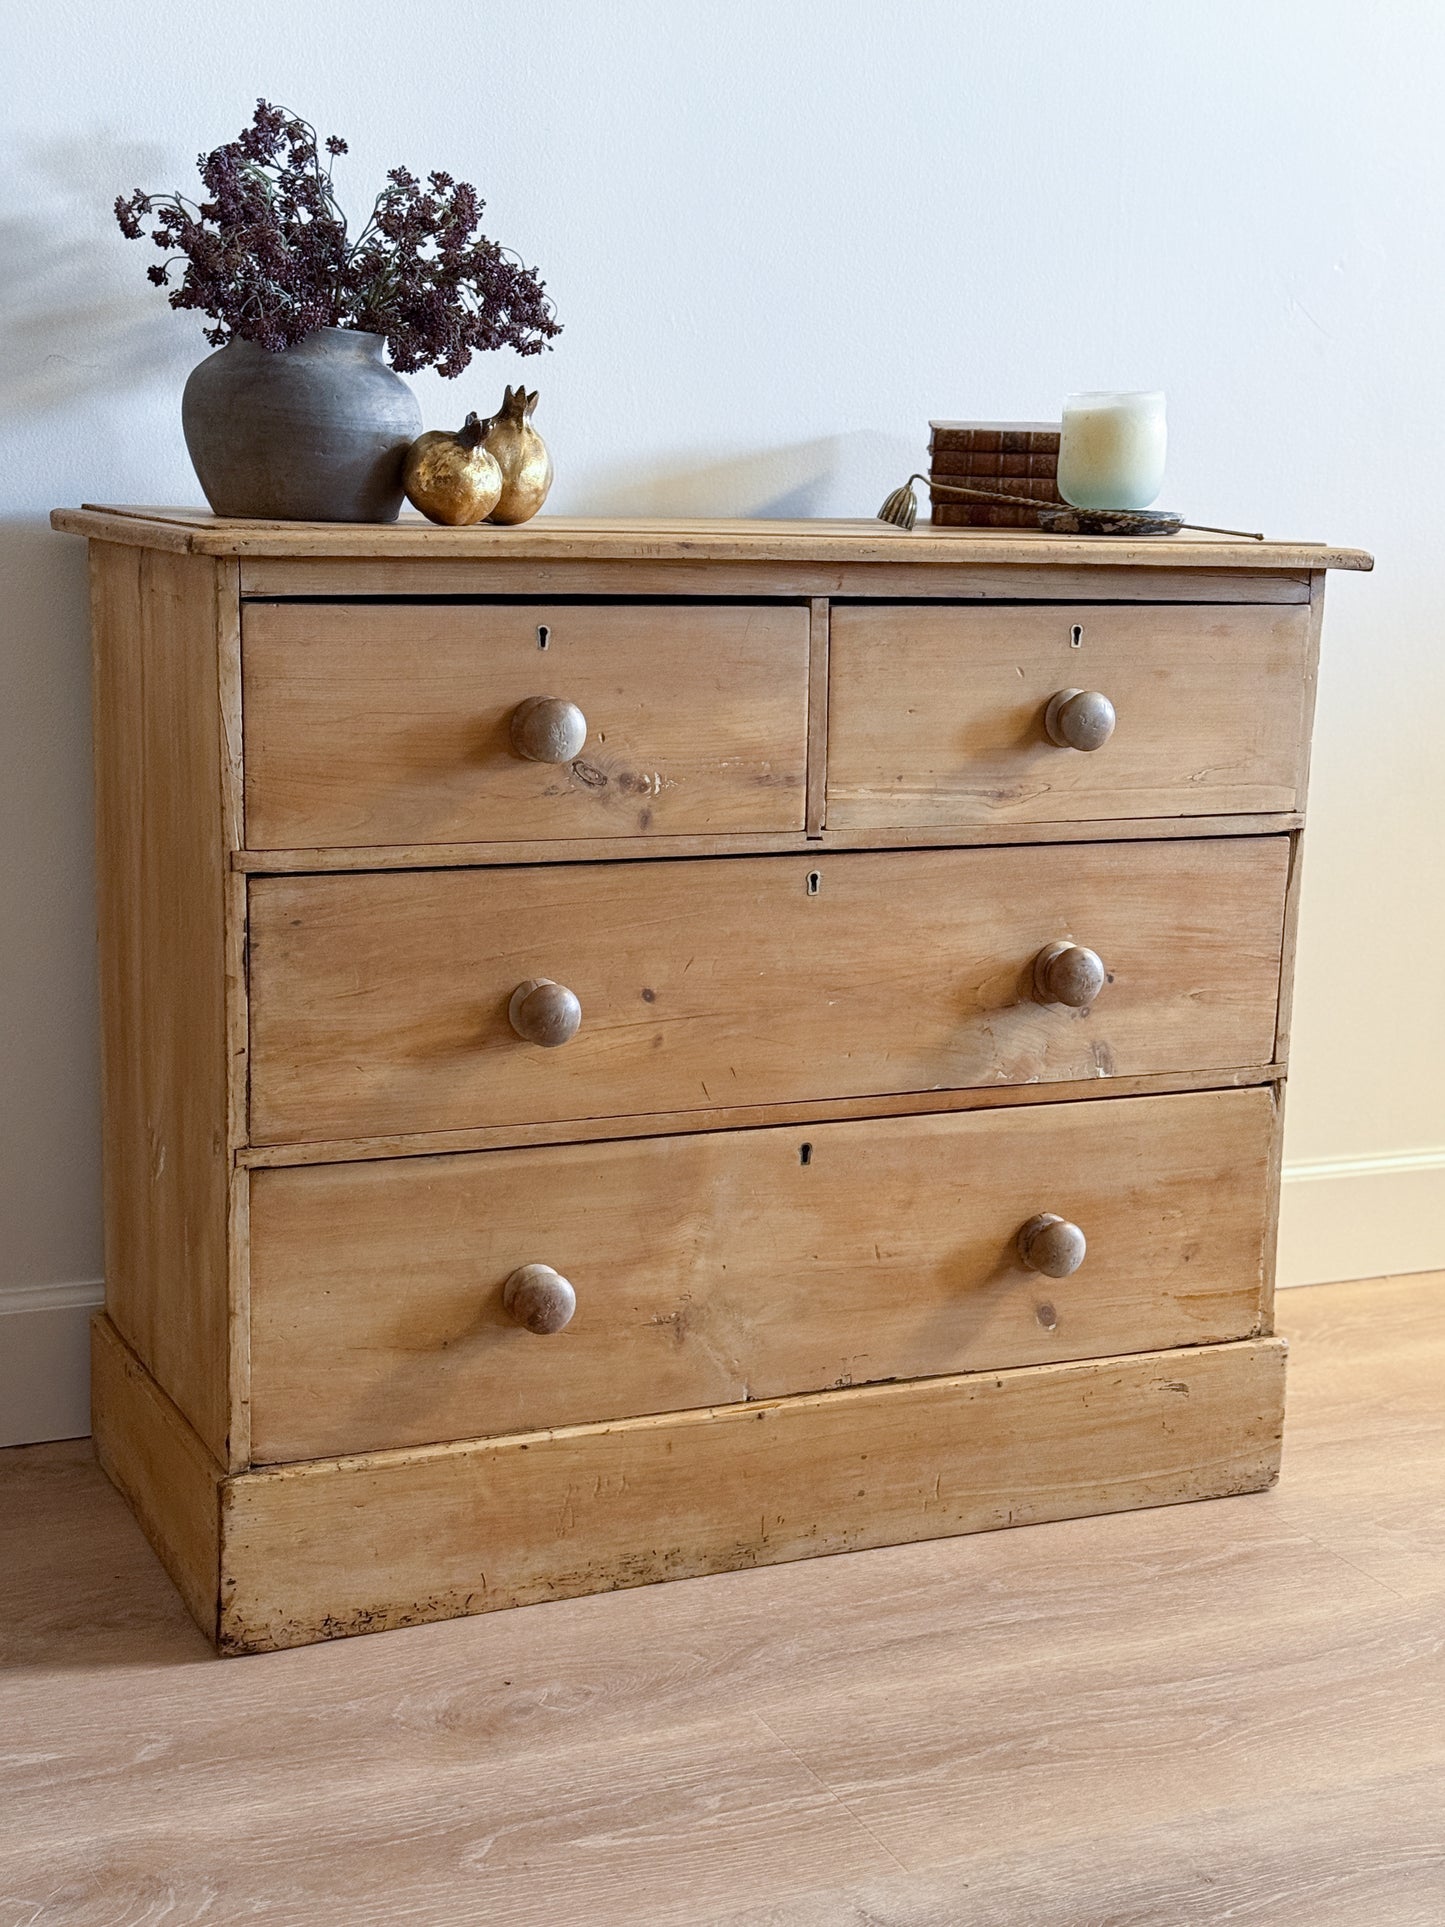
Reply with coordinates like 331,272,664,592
929,428,1059,455
930,451,1059,480
928,477,1059,506
930,503,1046,529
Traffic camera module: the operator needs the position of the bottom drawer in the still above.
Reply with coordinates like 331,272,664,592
248,1085,1277,1462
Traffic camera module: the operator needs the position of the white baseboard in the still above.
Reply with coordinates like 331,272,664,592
0,1279,103,1448
1,1159,1441,1449
1277,1149,1445,1287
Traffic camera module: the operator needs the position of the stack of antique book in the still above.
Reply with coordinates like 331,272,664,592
929,420,1060,528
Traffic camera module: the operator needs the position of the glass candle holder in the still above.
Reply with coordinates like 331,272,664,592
1056,391,1167,511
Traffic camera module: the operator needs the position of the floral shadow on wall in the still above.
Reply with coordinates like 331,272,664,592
0,134,197,416
0,136,213,1314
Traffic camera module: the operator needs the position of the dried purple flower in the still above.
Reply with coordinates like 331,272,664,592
116,100,560,374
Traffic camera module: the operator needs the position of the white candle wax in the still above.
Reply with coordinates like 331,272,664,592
1057,391,1167,511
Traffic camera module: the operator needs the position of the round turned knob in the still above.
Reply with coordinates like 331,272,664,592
508,977,582,1047
503,1263,577,1334
1033,941,1106,1009
509,695,587,764
1044,688,1116,752
1016,1213,1087,1278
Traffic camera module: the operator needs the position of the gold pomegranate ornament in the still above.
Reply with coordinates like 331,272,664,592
483,385,553,524
402,412,503,526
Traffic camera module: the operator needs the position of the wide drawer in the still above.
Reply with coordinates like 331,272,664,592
248,1087,1275,1460
247,838,1288,1146
826,602,1312,828
242,600,810,848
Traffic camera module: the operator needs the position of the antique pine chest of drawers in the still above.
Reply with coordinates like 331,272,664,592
53,506,1371,1654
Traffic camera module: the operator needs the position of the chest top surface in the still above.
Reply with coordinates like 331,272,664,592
51,506,1373,575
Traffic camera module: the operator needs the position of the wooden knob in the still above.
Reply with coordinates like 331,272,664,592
1044,688,1116,752
503,1263,577,1334
508,977,582,1047
509,695,587,764
1016,1213,1087,1278
1033,941,1106,1009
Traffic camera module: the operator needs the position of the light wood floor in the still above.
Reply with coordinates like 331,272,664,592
1,1273,1442,1927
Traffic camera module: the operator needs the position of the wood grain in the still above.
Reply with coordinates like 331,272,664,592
243,600,810,848
827,601,1312,827
804,595,829,835
88,543,240,1465
235,1063,1286,1169
247,1087,1275,1460
246,838,1290,1145
235,557,1322,601
228,810,1306,873
89,1312,222,1641
51,507,1325,600
1272,571,1328,1067
51,504,1375,571
219,1337,1286,1652
723,1751,1445,1927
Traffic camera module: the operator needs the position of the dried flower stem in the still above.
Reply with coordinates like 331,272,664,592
116,99,560,376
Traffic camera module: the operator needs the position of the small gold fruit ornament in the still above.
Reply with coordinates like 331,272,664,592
483,385,553,524
402,412,503,526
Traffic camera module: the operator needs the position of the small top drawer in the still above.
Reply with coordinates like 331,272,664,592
242,600,810,849
826,602,1312,829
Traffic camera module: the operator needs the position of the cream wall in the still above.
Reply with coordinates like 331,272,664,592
2,0,1441,1441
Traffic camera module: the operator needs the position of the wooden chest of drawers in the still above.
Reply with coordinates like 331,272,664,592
53,507,1370,1654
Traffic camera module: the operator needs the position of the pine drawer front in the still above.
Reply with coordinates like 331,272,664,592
247,837,1289,1146
826,602,1311,829
247,1087,1275,1461
242,600,810,849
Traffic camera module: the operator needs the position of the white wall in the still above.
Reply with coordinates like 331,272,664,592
3,0,1442,1442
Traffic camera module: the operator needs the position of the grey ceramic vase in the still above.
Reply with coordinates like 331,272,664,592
181,328,422,522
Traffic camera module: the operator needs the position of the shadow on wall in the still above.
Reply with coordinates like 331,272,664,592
0,133,196,414
0,516,102,1288
577,430,909,520
0,133,201,1294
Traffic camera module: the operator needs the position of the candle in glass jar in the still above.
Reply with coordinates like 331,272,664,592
1057,392,1167,511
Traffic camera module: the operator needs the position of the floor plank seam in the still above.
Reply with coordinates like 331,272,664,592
750,1710,911,1877
1295,1529,1416,1603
